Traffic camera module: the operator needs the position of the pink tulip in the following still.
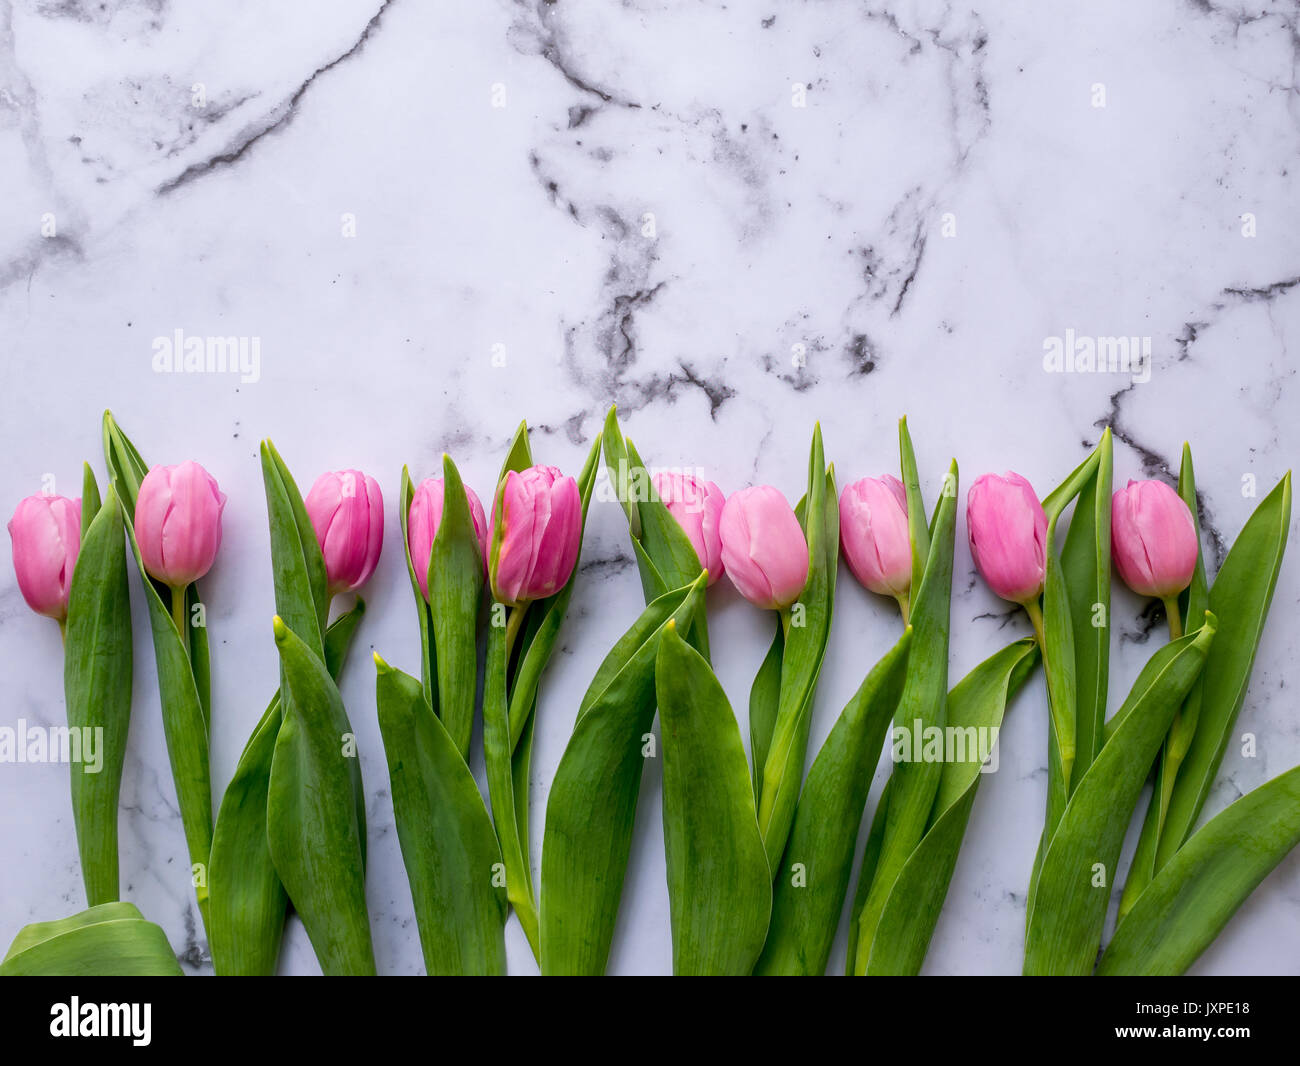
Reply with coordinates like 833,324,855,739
408,475,489,599
305,470,384,598
839,475,911,598
967,472,1047,604
1111,479,1198,599
653,471,725,585
489,465,582,606
8,494,81,623
135,461,226,587
719,486,809,610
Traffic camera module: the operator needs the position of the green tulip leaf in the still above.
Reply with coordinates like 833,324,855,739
851,456,957,974
748,622,784,797
266,617,375,976
600,406,706,602
1061,428,1112,786
539,576,706,975
863,638,1039,975
1118,442,1211,919
62,482,133,907
209,604,364,976
102,413,214,931
1024,616,1217,975
375,659,507,975
756,427,838,863
428,453,486,760
1156,472,1291,867
398,466,438,704
656,622,771,975
755,629,912,976
1098,764,1300,976
0,903,183,977
505,432,604,747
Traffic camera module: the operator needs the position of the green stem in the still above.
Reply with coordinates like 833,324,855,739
171,585,189,658
894,592,911,627
1163,596,1183,641
504,604,525,662
1022,597,1074,781
500,601,540,959
1023,598,1047,648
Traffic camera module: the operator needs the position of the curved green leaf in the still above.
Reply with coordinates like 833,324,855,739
755,629,912,976
863,638,1039,975
1,903,182,977
376,659,507,975
63,483,132,907
540,577,706,975
1157,472,1291,865
505,433,603,747
757,428,837,862
898,416,930,580
1061,428,1111,786
748,622,784,796
482,612,538,956
266,617,375,976
103,412,213,931
1024,616,1217,975
398,467,437,703
260,440,327,658
1119,442,1209,919
601,406,706,603
208,605,364,976
851,458,957,974
657,622,771,975
428,454,486,760
1098,764,1300,975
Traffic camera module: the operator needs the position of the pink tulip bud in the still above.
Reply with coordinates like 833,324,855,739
305,470,384,598
407,476,489,600
489,465,582,606
719,486,809,610
8,494,81,623
839,475,911,598
652,471,725,585
1111,479,1198,599
967,472,1047,604
135,461,226,588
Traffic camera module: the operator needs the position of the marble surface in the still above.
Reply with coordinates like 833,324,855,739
2,0,1298,976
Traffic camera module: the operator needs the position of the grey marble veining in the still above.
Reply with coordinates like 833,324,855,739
1,0,1297,975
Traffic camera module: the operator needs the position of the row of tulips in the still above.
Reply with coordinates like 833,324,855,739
2,408,1296,976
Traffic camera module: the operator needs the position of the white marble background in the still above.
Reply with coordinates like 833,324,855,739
1,0,1297,975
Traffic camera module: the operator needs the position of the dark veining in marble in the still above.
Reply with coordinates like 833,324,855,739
157,0,395,194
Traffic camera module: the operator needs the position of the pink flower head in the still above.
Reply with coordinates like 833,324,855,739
719,485,809,610
489,465,582,606
305,469,384,598
135,461,226,588
407,475,489,600
8,493,81,622
967,472,1047,604
653,471,725,585
1111,479,1198,599
839,475,911,598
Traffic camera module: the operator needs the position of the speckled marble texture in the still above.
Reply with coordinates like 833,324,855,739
1,0,1297,975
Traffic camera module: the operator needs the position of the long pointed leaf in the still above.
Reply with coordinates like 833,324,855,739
657,622,771,975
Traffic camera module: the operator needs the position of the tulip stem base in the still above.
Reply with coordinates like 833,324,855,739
504,605,525,662
1163,596,1183,641
170,586,189,656
894,592,911,627
1022,598,1047,648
